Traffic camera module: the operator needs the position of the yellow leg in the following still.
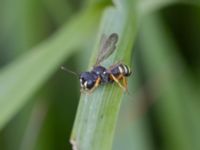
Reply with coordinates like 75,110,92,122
122,76,130,94
122,77,127,90
110,74,126,91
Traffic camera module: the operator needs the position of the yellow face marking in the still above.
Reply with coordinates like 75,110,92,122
84,81,88,88
80,79,84,88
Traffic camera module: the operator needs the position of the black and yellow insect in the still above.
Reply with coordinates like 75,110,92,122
61,33,132,93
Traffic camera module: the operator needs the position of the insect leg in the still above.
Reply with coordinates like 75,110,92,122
110,74,126,91
122,76,128,90
122,76,131,94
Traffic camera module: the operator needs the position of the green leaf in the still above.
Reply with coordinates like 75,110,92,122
0,5,106,130
140,13,200,150
70,0,137,150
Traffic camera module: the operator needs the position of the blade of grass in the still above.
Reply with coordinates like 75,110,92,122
70,0,137,150
137,0,200,20
140,13,200,150
0,4,108,130
43,0,75,26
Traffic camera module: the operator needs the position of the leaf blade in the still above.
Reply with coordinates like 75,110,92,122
0,6,106,130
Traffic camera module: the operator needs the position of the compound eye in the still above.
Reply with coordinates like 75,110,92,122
86,80,94,89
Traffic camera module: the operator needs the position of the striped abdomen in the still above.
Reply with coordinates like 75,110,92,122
110,64,132,78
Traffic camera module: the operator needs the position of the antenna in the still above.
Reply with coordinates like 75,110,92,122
61,66,79,77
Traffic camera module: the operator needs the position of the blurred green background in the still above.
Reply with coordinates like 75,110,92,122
0,0,199,150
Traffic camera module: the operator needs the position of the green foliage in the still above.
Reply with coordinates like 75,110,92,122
0,4,105,130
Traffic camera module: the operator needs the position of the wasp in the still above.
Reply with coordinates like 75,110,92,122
61,33,132,93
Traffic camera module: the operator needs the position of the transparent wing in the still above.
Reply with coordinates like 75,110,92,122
95,33,119,66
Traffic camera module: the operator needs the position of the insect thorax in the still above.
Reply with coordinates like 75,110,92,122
92,65,112,84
